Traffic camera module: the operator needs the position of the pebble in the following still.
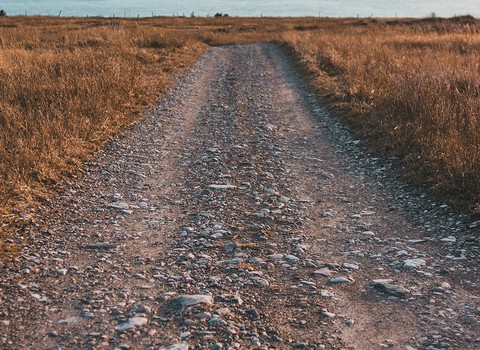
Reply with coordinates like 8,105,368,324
403,259,426,269
328,277,351,284
107,202,130,210
115,317,148,331
440,236,456,243
56,268,67,276
162,295,214,315
313,268,334,277
84,243,118,250
160,344,189,350
371,279,410,297
180,331,191,340
267,253,284,260
284,254,300,262
208,184,237,190
342,263,359,270
321,310,336,318
319,289,335,297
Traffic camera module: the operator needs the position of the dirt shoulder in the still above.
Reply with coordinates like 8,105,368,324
1,43,479,350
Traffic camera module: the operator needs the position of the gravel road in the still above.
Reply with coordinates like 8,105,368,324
1,43,480,350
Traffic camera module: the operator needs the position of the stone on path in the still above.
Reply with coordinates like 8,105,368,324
208,184,237,190
371,279,410,297
313,268,334,277
343,263,359,270
328,277,351,284
107,202,130,210
115,317,148,331
161,295,214,315
403,258,426,269
160,344,189,350
84,243,118,250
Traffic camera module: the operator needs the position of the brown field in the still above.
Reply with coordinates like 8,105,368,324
1,15,479,239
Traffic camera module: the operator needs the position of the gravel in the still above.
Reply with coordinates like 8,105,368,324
0,43,479,350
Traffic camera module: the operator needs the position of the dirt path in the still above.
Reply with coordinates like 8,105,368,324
1,43,479,350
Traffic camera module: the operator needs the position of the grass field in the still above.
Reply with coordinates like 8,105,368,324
1,15,479,242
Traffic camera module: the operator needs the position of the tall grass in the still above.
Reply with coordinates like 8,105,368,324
282,18,480,210
0,17,206,221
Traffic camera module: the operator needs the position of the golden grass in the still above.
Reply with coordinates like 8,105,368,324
281,17,480,210
0,17,209,248
1,15,480,251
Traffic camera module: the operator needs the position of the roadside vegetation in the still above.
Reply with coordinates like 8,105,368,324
1,15,479,253
282,16,480,213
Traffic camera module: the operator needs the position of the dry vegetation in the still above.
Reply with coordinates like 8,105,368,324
281,16,480,211
1,15,479,245
0,16,207,226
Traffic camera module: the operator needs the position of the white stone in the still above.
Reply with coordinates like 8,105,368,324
115,317,148,331
208,184,237,190
403,259,426,269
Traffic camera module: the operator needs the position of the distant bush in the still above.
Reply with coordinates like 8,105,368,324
214,13,229,17
0,9,7,16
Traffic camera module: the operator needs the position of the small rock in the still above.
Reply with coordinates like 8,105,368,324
371,279,410,297
251,276,270,287
407,239,426,244
180,331,191,340
403,259,426,269
342,263,359,270
319,289,334,297
284,254,300,262
251,337,261,347
84,243,118,250
230,295,243,305
116,317,148,331
112,193,122,201
267,254,284,260
328,277,351,284
195,311,212,320
163,295,214,314
208,184,237,190
246,308,260,319
440,236,456,243
107,202,130,210
208,316,227,326
313,268,334,277
321,310,336,318
56,268,67,276
160,344,189,350
215,307,230,316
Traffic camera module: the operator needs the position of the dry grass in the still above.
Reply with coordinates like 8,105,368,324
0,17,210,246
1,15,480,250
281,16,480,211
